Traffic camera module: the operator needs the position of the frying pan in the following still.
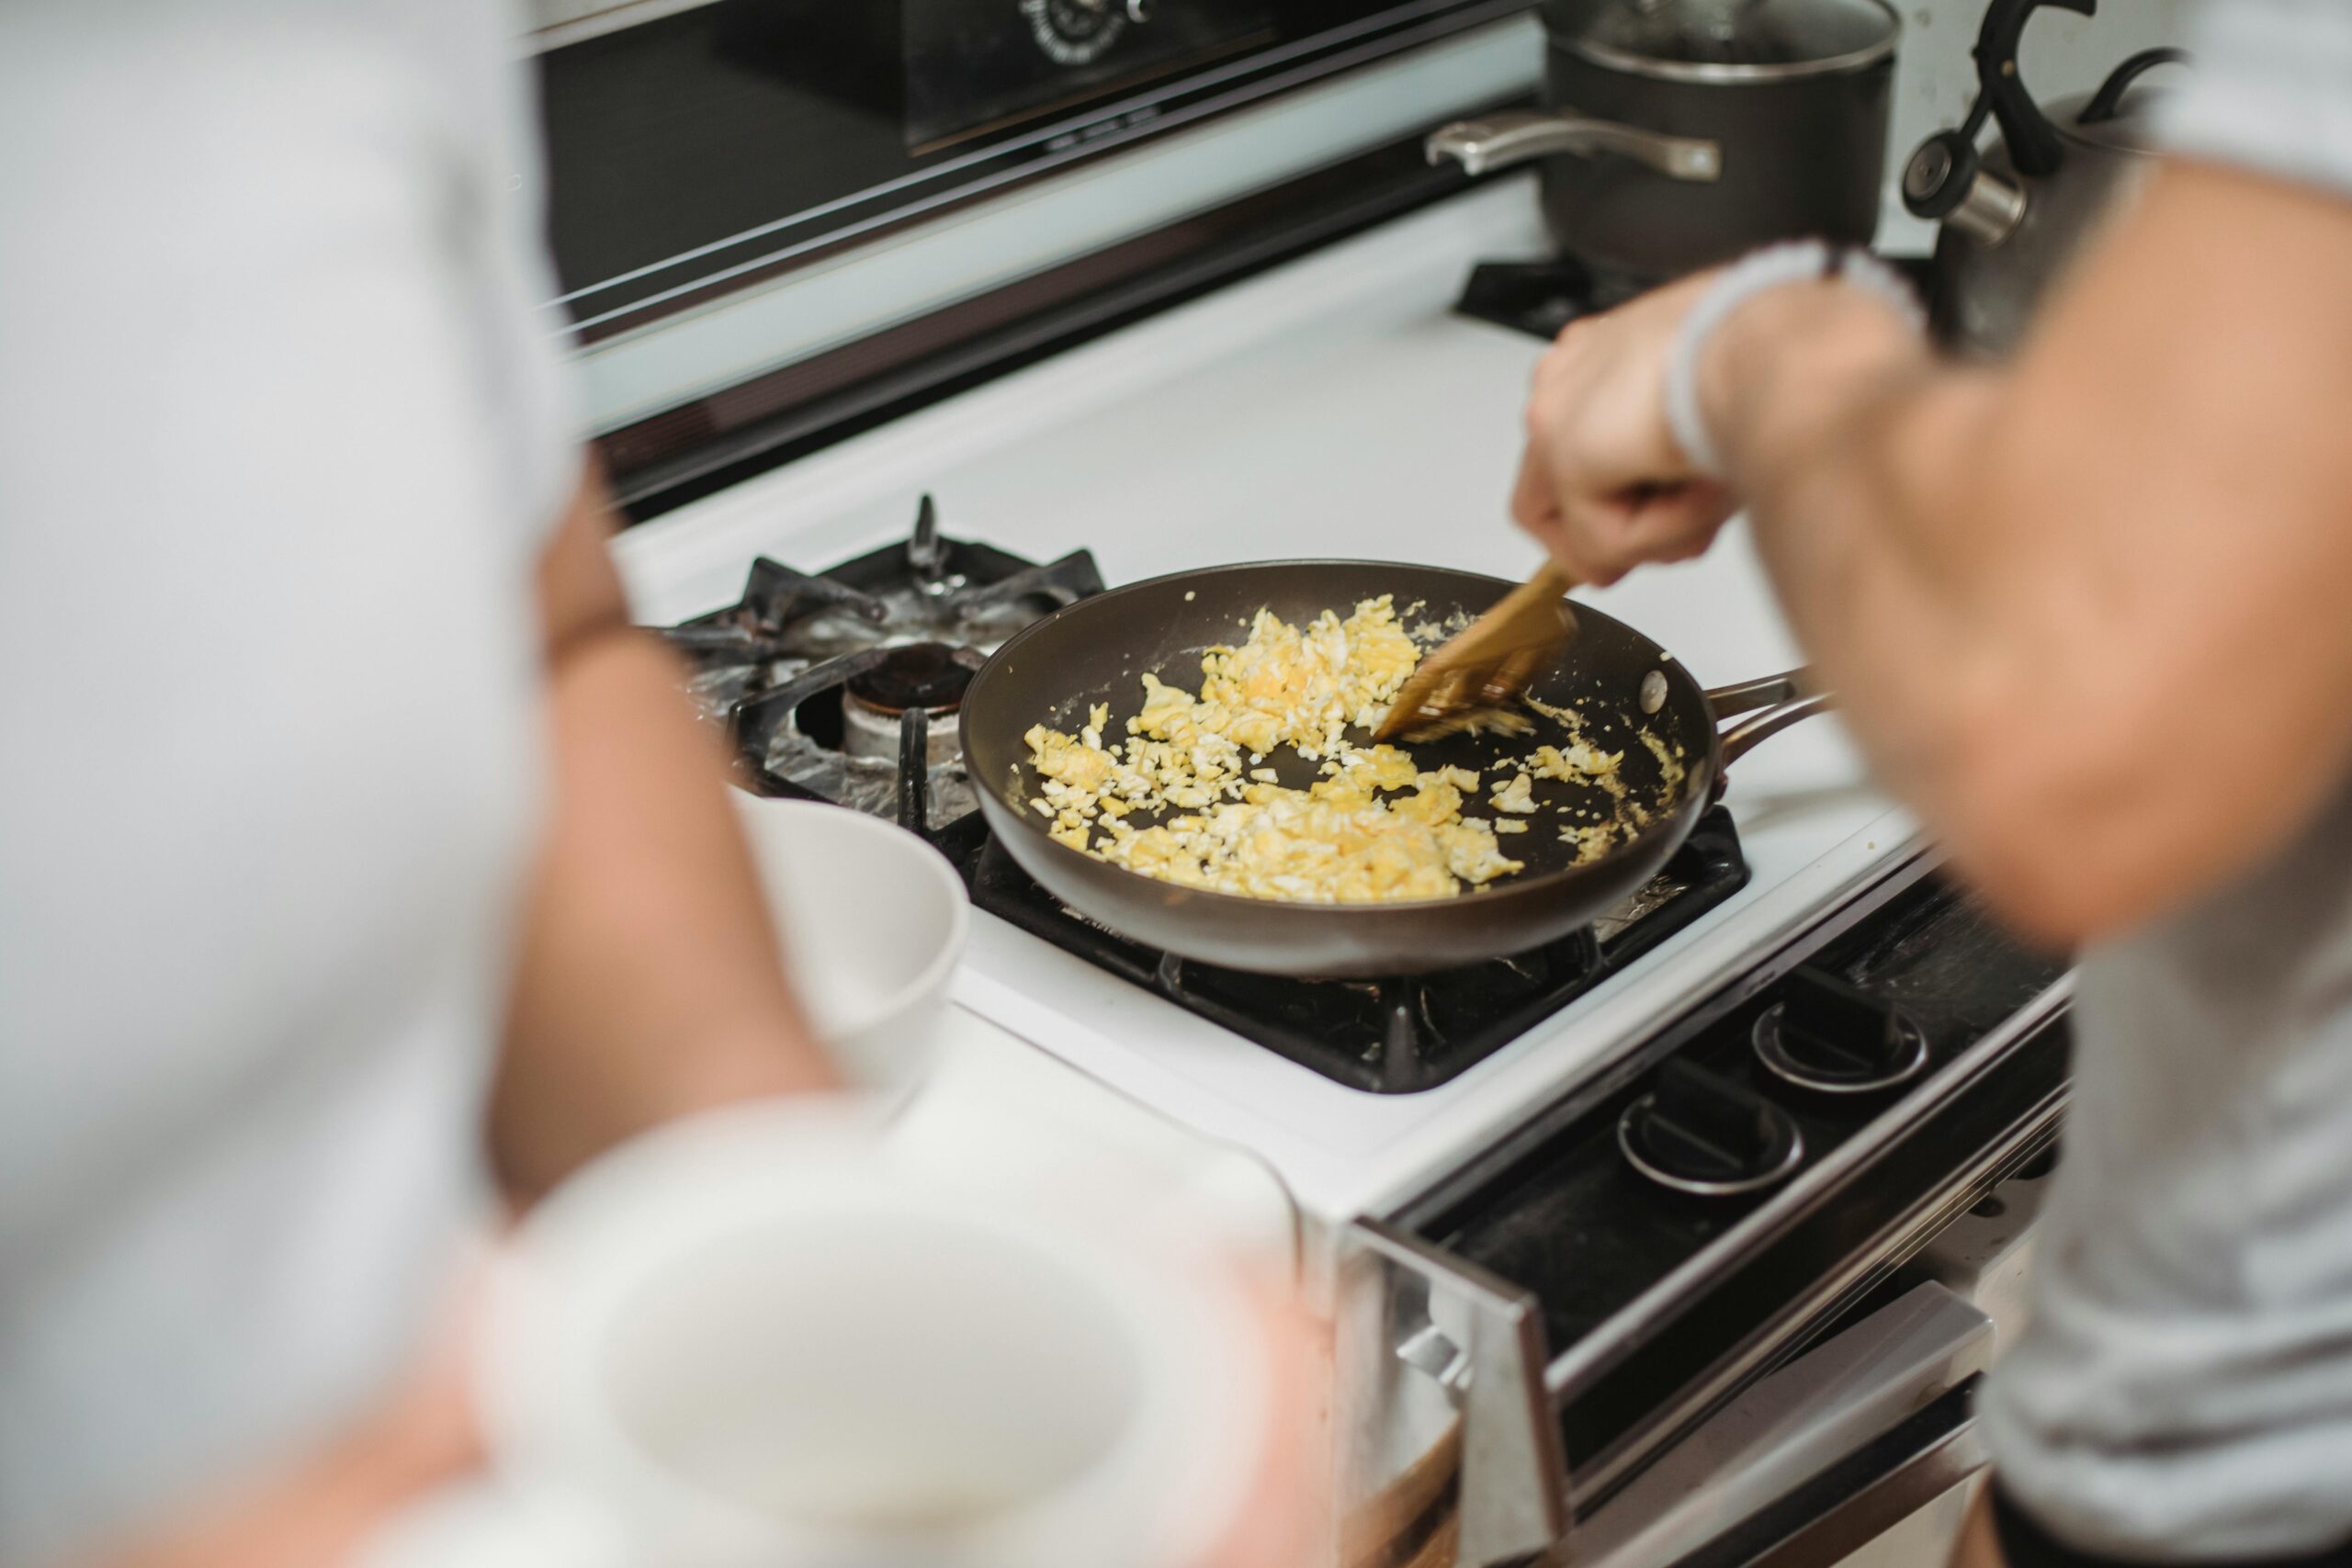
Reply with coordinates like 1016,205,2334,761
959,561,1826,977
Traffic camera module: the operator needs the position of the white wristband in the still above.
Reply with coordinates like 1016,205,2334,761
1664,242,1928,479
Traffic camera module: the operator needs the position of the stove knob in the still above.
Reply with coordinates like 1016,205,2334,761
1618,1058,1804,1197
1752,968,1929,1094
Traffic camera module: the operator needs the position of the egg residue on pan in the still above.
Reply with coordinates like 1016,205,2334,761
1022,594,1686,905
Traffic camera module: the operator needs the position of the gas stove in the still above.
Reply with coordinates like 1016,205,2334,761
614,164,2069,1568
623,179,1945,1223
543,2,2113,1557
661,495,1764,1097
660,495,1103,828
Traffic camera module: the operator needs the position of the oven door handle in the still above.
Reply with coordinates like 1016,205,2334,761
1569,1279,1996,1568
1340,1226,1999,1568
1661,1376,1988,1568
1343,1218,1570,1568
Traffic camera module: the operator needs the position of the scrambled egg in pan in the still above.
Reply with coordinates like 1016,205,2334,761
1022,595,1668,906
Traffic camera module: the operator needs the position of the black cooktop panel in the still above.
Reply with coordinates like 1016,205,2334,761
956,808,1753,1094
1425,875,2066,1360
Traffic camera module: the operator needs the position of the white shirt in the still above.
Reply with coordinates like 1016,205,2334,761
0,4,573,1562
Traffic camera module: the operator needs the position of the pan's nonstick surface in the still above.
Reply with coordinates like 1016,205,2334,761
960,561,1724,977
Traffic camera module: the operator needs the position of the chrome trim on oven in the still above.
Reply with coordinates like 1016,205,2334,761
1575,1280,1994,1567
1338,1220,1569,1568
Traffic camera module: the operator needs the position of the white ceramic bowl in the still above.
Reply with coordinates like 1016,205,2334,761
732,795,969,1095
465,1103,1270,1568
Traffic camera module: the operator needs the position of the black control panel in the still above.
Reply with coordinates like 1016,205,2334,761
1400,865,2071,1498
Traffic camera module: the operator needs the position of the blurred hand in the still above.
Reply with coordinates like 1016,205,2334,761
102,1316,481,1568
1946,1484,2008,1568
1198,1273,1329,1568
1510,272,1738,587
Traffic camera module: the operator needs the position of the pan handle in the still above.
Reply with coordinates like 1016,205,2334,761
1706,668,1834,767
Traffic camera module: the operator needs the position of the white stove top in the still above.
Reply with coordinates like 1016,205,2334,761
616,175,1921,1235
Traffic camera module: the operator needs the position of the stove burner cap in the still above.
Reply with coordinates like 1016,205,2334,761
1618,1059,1804,1197
1751,968,1929,1095
845,642,975,716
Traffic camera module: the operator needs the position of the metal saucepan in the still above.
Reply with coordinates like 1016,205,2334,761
959,561,1826,978
1428,0,1901,288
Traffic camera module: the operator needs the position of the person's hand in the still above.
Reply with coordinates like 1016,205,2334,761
1510,272,1739,586
1946,1483,2009,1568
99,1357,480,1568
100,1272,486,1568
1195,1271,1329,1568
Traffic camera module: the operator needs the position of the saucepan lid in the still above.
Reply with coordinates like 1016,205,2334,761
1544,0,1901,82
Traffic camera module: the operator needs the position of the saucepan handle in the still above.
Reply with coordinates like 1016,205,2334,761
1427,110,1723,182
1705,668,1834,767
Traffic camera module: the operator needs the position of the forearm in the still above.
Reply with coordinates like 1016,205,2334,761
1700,275,2185,945
1699,285,2032,870
492,482,834,1201
1693,164,2352,942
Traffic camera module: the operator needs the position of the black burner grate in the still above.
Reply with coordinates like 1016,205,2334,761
1455,254,1937,343
1453,256,1643,341
950,808,1750,1094
660,495,1104,827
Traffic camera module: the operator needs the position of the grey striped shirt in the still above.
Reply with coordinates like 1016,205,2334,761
1976,2,2352,1557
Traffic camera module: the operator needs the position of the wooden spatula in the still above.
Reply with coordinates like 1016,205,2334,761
1374,563,1579,743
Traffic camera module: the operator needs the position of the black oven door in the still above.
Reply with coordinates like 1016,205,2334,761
908,0,1278,150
